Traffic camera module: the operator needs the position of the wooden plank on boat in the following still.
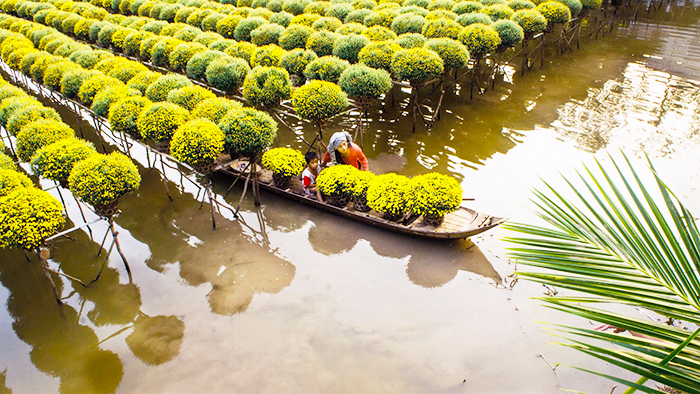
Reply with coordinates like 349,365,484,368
218,161,506,240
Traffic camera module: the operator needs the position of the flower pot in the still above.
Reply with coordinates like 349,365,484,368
155,140,170,153
193,161,216,175
383,211,403,222
328,193,351,207
272,173,291,189
353,195,370,212
58,178,69,188
423,213,444,227
94,199,120,218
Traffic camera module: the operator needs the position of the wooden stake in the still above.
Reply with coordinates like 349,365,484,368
36,248,62,305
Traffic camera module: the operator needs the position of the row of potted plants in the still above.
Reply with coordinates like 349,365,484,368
262,146,463,226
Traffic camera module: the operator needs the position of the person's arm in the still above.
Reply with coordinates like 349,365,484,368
352,143,369,171
322,151,331,164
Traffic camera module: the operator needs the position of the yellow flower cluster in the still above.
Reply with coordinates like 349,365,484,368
170,118,224,165
316,164,359,196
0,151,15,171
30,137,96,182
512,9,547,35
68,152,141,206
16,119,75,162
421,18,462,40
261,147,305,177
303,55,349,83
77,74,123,106
242,65,291,107
166,85,216,111
251,43,285,67
137,102,190,141
127,70,161,94
366,173,410,216
291,79,347,121
191,97,242,123
219,107,277,155
350,170,375,198
458,23,501,55
406,172,462,217
390,47,444,83
358,40,401,70
108,96,152,138
145,73,193,102
0,168,33,197
169,41,206,72
0,187,65,250
43,60,73,90
362,25,396,41
536,1,571,25
7,104,62,136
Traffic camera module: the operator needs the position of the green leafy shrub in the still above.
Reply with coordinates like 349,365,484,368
429,0,457,10
536,1,570,25
425,9,458,20
31,138,96,183
151,37,184,67
0,97,40,128
0,187,65,250
138,35,161,61
421,17,462,39
261,147,305,177
511,9,546,35
486,3,514,20
0,169,34,197
312,16,342,31
291,80,347,121
0,151,15,171
580,0,601,9
303,55,350,83
208,39,236,51
556,0,582,16
92,85,141,117
267,0,284,12
97,23,118,47
326,3,353,20
224,41,257,64
60,69,101,99
174,7,197,24
316,164,358,196
363,25,397,41
458,23,501,56
279,48,317,76
5,48,36,71
108,61,149,84
72,50,113,69
304,1,329,15
336,22,369,35
78,75,124,106
187,9,214,27
357,40,401,70
395,32,426,48
191,97,242,123
306,30,336,57
206,57,251,92
126,70,161,95
137,102,190,142
7,106,62,137
215,14,243,38
108,96,151,138
111,27,135,52
166,85,216,111
364,9,397,27
242,66,292,106
19,51,44,77
278,24,314,49
424,37,469,68
406,172,461,218
68,152,141,206
506,0,536,10
186,50,229,80
173,25,202,41
398,5,429,16
234,16,267,41
456,11,492,26
338,63,391,99
93,57,127,75
366,173,409,218
251,44,286,67
269,11,293,26
249,23,283,46
169,42,207,72
332,33,369,63
345,8,372,24
16,119,75,162
391,47,444,83
145,74,193,102
140,20,167,34
390,13,425,34
351,0,377,10
218,107,277,156
159,4,183,22
170,118,224,166
0,85,27,102
493,19,524,48
282,0,310,15
290,13,321,27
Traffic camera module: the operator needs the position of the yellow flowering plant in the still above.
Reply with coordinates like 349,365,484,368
338,64,392,100
0,187,65,250
30,138,97,183
0,168,34,197
303,55,349,83
16,119,75,162
170,118,225,166
78,75,124,106
406,172,462,218
0,96,38,128
291,80,348,122
169,42,207,72
536,1,570,25
127,70,161,95
261,147,305,177
137,102,190,142
7,105,62,136
512,9,547,36
0,151,15,171
350,170,375,198
242,66,292,107
458,23,501,56
191,97,242,123
316,164,358,196
251,44,286,67
366,172,410,219
92,85,141,117
145,74,193,102
166,85,216,111
68,152,141,206
218,107,277,156
108,96,151,138
390,47,444,83
206,57,251,93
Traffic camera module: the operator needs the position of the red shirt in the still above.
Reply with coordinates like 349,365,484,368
322,142,369,171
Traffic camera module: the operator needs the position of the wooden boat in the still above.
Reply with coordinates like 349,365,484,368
218,160,506,240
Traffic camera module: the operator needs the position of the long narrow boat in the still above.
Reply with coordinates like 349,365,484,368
218,160,506,240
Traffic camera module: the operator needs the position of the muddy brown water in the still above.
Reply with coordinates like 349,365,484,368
2,3,700,393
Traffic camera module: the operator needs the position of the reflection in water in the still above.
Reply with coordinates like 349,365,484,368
125,315,185,366
117,169,295,316
0,369,10,393
0,249,123,394
554,62,700,153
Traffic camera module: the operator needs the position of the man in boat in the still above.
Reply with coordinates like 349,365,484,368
322,131,369,171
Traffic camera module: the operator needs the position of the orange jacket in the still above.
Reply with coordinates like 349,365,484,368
322,142,369,171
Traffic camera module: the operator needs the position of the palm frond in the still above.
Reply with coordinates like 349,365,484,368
505,152,700,393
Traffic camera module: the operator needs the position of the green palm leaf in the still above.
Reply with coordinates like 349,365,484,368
504,152,700,393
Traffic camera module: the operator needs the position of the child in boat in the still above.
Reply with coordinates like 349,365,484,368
302,151,323,201
322,131,369,171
